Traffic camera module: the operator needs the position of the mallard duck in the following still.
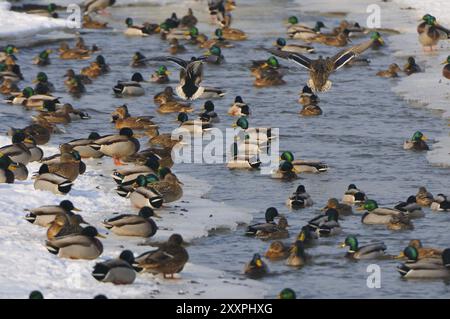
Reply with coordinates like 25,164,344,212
253,68,286,87
0,45,18,64
156,91,193,113
0,132,32,165
226,142,261,170
59,42,90,60
23,137,43,162
127,147,173,169
228,96,250,117
295,226,318,248
288,21,326,41
177,112,212,134
123,17,156,37
103,207,159,237
442,56,450,79
246,207,279,236
184,27,208,45
273,37,315,54
47,214,87,240
33,164,73,195
431,194,450,212
44,153,81,181
7,161,28,181
111,104,155,130
404,57,421,75
279,288,296,299
244,253,268,279
126,175,164,209
29,291,44,299
8,124,51,146
130,52,147,68
81,55,109,78
308,208,342,237
168,39,186,55
180,8,197,28
0,154,14,184
65,69,91,85
200,29,234,49
111,155,159,186
286,185,313,209
0,65,23,84
41,143,77,164
32,50,52,66
84,0,116,15
133,234,188,278
203,45,225,65
403,131,429,151
416,186,433,207
151,66,171,84
24,200,80,227
271,160,298,180
280,151,328,173
342,184,367,205
92,250,136,285
265,241,289,260
376,63,401,78
46,226,104,260
82,15,108,29
387,215,414,231
340,235,387,260
220,15,247,41
286,241,308,267
233,117,274,144
397,247,450,279
299,93,322,116
92,128,140,165
0,78,20,95
33,102,72,124
255,216,289,240
67,133,103,159
394,196,424,219
417,15,450,51
358,200,402,224
250,56,284,75
396,240,443,260
310,29,351,47
266,35,376,92
113,72,145,97
149,168,183,203
199,101,219,123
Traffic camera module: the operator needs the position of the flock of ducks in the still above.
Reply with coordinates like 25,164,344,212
0,0,450,299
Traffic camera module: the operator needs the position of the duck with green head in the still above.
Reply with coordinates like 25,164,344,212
288,21,327,41
418,14,450,51
228,96,251,117
250,56,282,75
33,163,73,195
272,160,298,180
0,45,18,63
369,31,385,50
200,28,234,49
358,199,403,225
33,72,54,95
340,235,387,260
274,37,315,54
279,288,296,299
308,208,342,237
0,131,32,165
112,154,160,186
295,225,318,248
233,116,273,146
123,174,164,209
68,132,104,159
342,184,367,205
246,207,280,236
244,253,268,279
280,150,328,174
403,131,429,151
442,56,450,80
227,142,262,170
151,66,171,84
145,168,183,204
113,73,145,97
177,112,212,134
124,17,153,37
33,49,52,66
397,247,450,279
184,26,208,45
204,45,225,65
92,128,140,165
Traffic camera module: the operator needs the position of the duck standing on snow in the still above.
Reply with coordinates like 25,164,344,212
103,207,159,238
417,14,450,51
92,128,140,165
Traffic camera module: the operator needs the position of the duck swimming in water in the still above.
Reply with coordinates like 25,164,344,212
403,131,429,151
286,185,314,209
340,235,387,260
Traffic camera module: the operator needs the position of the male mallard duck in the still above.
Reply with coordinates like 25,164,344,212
111,155,160,186
199,101,219,123
111,104,155,130
23,137,43,162
279,288,296,299
358,200,403,224
267,35,376,92
394,195,424,219
342,184,367,205
24,200,80,227
0,45,18,63
82,15,108,29
81,55,109,78
149,168,183,203
151,66,171,84
0,154,15,184
442,56,450,80
233,117,274,144
133,234,188,278
403,131,429,151
0,132,32,165
92,250,136,285
308,208,342,237
226,142,261,170
24,3,58,18
250,56,284,75
0,64,23,84
397,247,450,279
288,21,326,41
396,240,443,260
255,216,289,240
200,29,234,49
84,0,116,15
431,194,450,212
271,161,298,180
286,185,314,209
340,235,387,260
376,63,401,78
417,15,450,51
416,186,433,207
184,27,208,46
59,42,90,60
92,128,140,165
33,102,72,124
244,253,268,279
228,96,250,117
7,87,60,109
103,207,159,238
280,151,328,173
68,133,104,159
246,207,279,236
131,52,147,68
404,57,421,75
265,241,289,260
204,45,225,65
286,241,308,267
125,175,164,209
32,50,52,66
177,112,212,134
180,8,198,28
8,125,50,146
168,39,186,55
47,214,87,240
46,226,104,260
123,17,154,37
33,164,73,195
274,37,315,54
7,160,28,181
311,29,351,47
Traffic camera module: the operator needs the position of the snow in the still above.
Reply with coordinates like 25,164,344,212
0,135,265,298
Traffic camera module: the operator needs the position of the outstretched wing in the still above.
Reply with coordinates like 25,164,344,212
331,38,374,70
142,56,188,69
265,48,312,70
186,60,204,85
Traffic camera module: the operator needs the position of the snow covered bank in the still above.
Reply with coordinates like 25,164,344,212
0,135,263,298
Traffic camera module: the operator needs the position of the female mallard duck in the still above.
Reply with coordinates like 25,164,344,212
47,214,87,240
111,104,156,130
0,78,20,95
149,168,183,203
288,21,326,41
44,153,81,181
255,216,289,240
41,143,76,164
82,15,108,29
33,102,72,124
66,76,86,96
46,226,104,260
133,234,188,278
286,185,313,209
299,88,322,116
403,131,429,151
113,73,145,97
226,142,261,170
8,124,51,146
340,235,387,260
33,164,73,195
396,240,443,260
442,56,450,80
65,69,92,85
280,151,328,173
308,208,342,237
111,155,160,186
0,132,32,165
244,254,268,279
220,15,247,41
177,112,212,134
253,68,286,87
416,186,433,207
228,96,250,117
397,247,450,279
246,207,279,236
265,241,289,260
311,29,351,47
417,15,450,51
92,250,136,285
274,37,315,54
267,35,376,92
151,66,171,84
81,55,110,78
180,8,197,28
126,175,164,209
32,50,52,66
168,38,186,55
271,160,298,180
404,57,421,75
358,200,402,224
286,241,308,267
123,17,154,37
59,42,90,60
103,207,159,238
92,128,140,165
394,195,424,219
342,184,367,205
431,194,450,212
200,29,234,49
156,93,193,114
24,200,80,227
0,154,15,184
376,63,401,78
